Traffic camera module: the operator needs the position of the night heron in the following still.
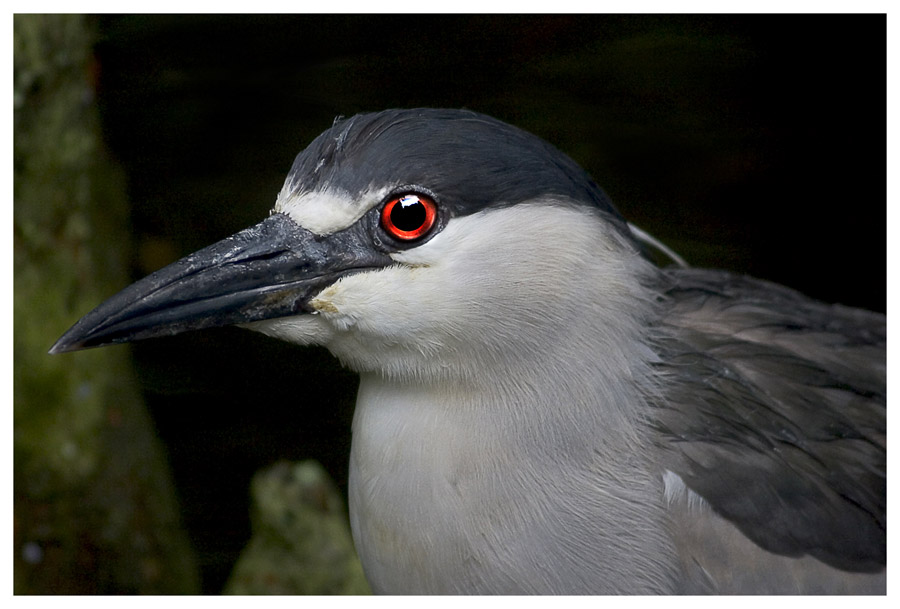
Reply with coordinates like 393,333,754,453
51,108,885,594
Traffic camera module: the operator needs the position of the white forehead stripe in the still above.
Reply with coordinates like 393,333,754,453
273,186,389,236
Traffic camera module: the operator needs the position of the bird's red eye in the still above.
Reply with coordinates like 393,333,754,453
381,194,438,241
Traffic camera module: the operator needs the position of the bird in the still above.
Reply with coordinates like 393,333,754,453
50,108,885,594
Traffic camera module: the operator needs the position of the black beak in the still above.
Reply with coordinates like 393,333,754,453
49,213,391,353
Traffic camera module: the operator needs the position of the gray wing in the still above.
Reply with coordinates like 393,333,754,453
651,269,885,579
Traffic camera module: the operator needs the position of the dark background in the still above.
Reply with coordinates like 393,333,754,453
89,14,885,592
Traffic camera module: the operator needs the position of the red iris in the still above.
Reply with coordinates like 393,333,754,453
381,194,438,241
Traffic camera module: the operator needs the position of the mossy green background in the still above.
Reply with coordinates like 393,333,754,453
14,14,200,593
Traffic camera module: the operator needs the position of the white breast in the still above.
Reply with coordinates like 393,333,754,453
347,371,679,594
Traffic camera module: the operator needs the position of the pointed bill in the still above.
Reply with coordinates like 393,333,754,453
50,213,390,353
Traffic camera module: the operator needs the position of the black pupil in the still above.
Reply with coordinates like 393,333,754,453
391,197,426,231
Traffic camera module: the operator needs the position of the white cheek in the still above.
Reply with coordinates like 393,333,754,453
310,266,443,340
309,203,597,344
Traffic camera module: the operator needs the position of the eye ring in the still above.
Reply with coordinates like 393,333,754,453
380,193,438,241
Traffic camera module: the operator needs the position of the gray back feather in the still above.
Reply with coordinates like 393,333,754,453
651,268,885,572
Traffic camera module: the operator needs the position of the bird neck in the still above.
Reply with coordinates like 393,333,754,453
354,307,662,468
347,264,676,593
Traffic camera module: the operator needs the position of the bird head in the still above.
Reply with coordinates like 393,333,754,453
51,109,654,384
